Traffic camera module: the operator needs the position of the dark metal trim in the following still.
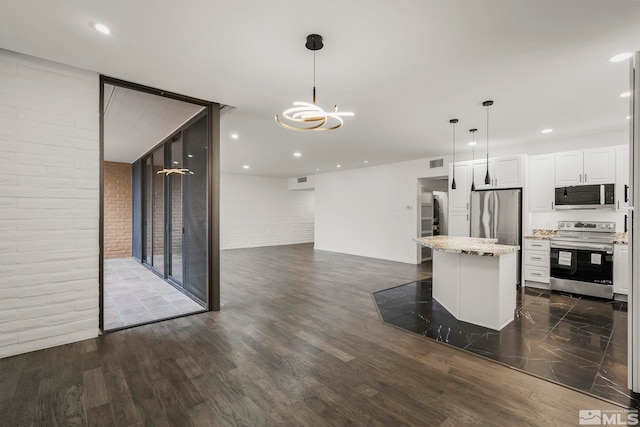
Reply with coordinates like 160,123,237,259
99,76,220,335
105,308,208,334
98,77,105,333
209,102,221,311
101,76,211,106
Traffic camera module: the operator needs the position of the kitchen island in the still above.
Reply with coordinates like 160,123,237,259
415,236,520,331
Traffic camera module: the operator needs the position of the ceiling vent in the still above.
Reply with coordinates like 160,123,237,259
297,177,308,183
430,158,444,168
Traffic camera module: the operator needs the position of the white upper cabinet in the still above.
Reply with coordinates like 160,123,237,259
528,154,555,212
555,147,615,186
494,156,523,188
616,145,630,211
449,162,471,211
583,147,615,184
554,150,583,186
471,159,493,190
470,156,522,189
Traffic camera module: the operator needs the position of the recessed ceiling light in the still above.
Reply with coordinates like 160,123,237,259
293,152,302,157
541,129,553,134
316,168,320,171
93,23,111,35
364,160,369,163
609,52,633,63
626,115,631,120
620,91,631,98
468,141,477,146
188,154,193,158
231,133,239,140
336,164,341,168
243,165,249,169
173,161,179,164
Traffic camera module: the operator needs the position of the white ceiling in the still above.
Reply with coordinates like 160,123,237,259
0,1,638,177
103,84,204,162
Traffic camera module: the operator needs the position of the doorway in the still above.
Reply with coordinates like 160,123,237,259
99,77,220,331
417,177,449,264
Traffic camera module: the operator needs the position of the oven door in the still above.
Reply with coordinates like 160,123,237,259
549,242,613,298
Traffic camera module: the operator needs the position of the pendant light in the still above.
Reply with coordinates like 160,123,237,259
275,34,354,131
450,119,458,190
482,100,494,185
469,129,477,191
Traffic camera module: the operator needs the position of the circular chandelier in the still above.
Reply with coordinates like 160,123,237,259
275,34,354,131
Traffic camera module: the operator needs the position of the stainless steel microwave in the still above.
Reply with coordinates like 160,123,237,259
554,184,615,210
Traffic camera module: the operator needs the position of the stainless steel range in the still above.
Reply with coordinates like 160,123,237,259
550,221,615,299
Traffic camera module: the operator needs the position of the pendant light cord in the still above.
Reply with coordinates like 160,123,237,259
313,51,316,105
486,105,489,164
452,123,456,180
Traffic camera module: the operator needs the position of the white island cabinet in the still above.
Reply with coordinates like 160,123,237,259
416,236,520,331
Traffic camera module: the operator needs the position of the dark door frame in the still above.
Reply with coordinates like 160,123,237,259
99,75,220,332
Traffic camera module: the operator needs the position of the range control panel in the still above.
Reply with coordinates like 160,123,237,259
557,221,615,231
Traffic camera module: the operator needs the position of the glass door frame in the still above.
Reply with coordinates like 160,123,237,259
98,76,220,333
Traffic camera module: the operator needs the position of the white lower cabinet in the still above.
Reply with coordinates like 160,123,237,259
613,244,629,296
523,238,550,288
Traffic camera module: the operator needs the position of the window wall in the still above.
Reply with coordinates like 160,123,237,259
133,113,210,306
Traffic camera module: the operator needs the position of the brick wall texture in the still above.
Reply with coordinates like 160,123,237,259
220,173,314,250
103,161,132,259
0,49,100,358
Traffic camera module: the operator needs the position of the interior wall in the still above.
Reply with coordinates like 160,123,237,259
314,157,450,264
0,49,99,358
314,129,628,264
220,173,314,249
103,161,132,259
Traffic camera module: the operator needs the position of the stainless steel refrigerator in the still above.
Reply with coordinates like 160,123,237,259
470,189,522,285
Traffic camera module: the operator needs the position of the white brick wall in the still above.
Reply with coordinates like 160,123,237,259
220,173,314,249
0,49,99,358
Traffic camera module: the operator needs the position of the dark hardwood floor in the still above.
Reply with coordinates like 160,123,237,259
0,243,621,426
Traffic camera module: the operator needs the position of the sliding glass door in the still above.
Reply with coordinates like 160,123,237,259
183,116,208,303
135,113,209,305
152,147,165,275
168,137,184,285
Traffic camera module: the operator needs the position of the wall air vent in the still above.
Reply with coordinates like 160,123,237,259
430,158,444,168
297,177,308,183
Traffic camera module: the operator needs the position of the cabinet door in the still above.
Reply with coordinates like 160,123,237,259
616,145,630,211
583,147,615,184
529,154,555,211
613,245,629,295
449,211,470,237
555,151,583,186
494,156,522,188
449,162,470,211
472,159,493,190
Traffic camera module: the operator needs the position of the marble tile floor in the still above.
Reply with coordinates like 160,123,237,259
104,257,204,330
374,280,638,408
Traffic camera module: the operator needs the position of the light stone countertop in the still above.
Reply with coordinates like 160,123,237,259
415,235,520,257
523,229,557,240
613,232,628,245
